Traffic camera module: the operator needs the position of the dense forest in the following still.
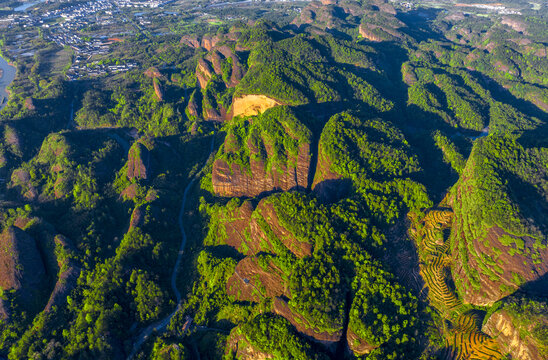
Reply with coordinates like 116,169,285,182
0,0,547,359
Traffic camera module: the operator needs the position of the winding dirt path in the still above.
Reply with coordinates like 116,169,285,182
126,133,215,360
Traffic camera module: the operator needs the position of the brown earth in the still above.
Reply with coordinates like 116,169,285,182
483,310,545,360
272,297,343,347
0,227,47,306
226,255,288,302
212,140,310,198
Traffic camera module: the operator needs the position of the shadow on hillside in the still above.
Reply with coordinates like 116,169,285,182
519,272,548,297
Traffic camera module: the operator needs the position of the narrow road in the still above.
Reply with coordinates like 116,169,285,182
126,133,215,360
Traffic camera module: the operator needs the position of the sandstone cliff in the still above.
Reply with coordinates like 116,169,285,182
127,142,151,180
483,309,546,360
213,198,314,258
212,107,311,198
272,297,343,348
226,255,288,302
44,235,81,313
448,139,548,306
0,226,47,308
346,328,377,356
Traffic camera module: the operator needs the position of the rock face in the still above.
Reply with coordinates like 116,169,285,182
196,58,215,89
218,199,314,258
212,107,312,199
449,160,548,306
212,141,310,198
232,95,281,118
447,137,548,307
359,19,406,42
129,206,145,230
483,310,544,360
127,142,150,180
0,226,47,307
225,333,274,360
272,297,343,347
153,78,164,101
312,142,350,203
450,222,548,306
347,329,377,356
45,235,81,313
226,255,288,302
196,46,247,121
24,97,36,111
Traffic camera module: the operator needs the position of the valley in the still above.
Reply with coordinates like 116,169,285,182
0,0,546,359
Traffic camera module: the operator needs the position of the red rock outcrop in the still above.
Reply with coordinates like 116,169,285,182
212,141,310,198
45,235,81,313
0,226,47,306
272,297,343,347
129,206,145,230
153,78,164,101
483,310,545,360
196,58,215,89
219,200,313,258
127,142,151,180
144,67,162,79
450,206,548,306
225,332,274,360
24,97,36,111
226,255,288,302
179,35,200,48
448,159,548,306
347,328,378,356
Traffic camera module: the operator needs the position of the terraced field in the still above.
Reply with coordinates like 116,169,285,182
411,208,503,359
444,312,502,360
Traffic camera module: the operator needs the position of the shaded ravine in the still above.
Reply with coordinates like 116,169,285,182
126,133,216,360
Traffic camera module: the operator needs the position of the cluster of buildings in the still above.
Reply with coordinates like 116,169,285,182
66,59,137,80
454,3,522,15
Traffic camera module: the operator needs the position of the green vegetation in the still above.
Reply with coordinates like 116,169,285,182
217,106,311,174
228,314,328,360
0,3,546,360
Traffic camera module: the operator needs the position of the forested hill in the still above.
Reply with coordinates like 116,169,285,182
0,0,547,359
